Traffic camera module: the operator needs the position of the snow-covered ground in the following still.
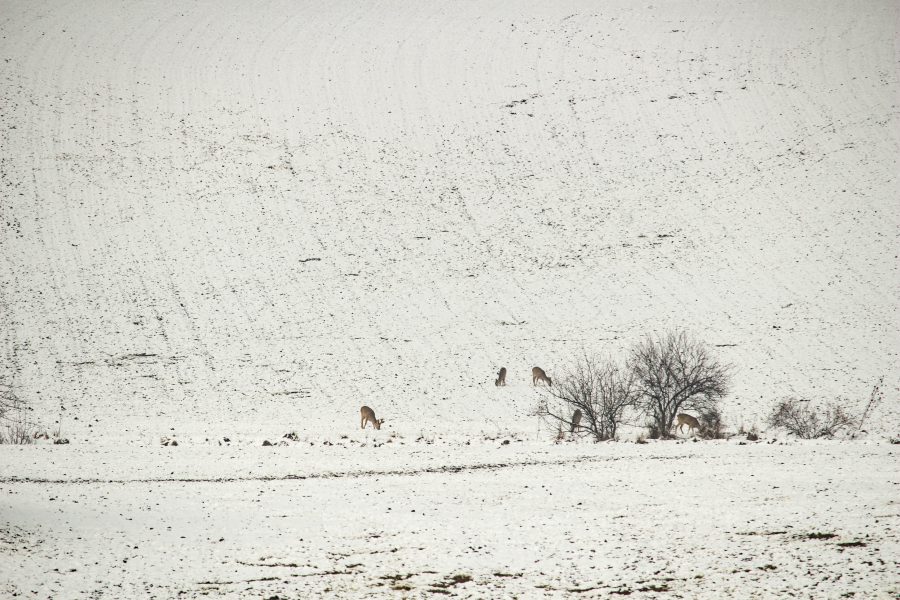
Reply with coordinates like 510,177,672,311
1,0,898,596
2,441,899,598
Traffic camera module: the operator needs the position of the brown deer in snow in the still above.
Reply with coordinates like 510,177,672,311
674,413,700,436
571,409,582,433
495,367,507,386
532,366,552,386
360,406,384,430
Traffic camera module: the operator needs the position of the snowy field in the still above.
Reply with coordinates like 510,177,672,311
1,0,899,596
2,441,899,598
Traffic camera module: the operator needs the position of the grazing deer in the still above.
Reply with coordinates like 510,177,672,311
360,406,384,430
532,366,552,386
675,413,700,436
495,367,507,386
571,409,582,433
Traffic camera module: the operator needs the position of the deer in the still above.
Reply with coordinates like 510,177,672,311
674,413,700,436
360,406,384,430
495,367,507,386
571,409,582,433
532,366,552,386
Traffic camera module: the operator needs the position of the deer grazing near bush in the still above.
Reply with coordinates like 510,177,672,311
675,413,700,436
495,367,507,386
532,366,552,386
360,406,384,430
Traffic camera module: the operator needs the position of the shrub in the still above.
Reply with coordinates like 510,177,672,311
767,398,856,439
698,405,726,439
1,420,37,444
0,382,36,445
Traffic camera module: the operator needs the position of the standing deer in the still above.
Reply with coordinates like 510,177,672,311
532,366,552,386
360,406,384,430
571,409,582,433
495,367,507,386
674,413,700,436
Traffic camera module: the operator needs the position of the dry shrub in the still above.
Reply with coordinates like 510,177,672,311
0,383,36,445
767,398,856,439
698,406,726,439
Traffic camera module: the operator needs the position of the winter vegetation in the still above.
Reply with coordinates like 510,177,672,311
1,0,898,597
0,381,35,445
538,354,638,441
538,330,733,441
767,397,857,440
630,330,732,439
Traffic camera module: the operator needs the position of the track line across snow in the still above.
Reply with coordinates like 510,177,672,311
0,451,689,485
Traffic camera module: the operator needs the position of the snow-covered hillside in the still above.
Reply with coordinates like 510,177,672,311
1,0,897,442
1,0,898,596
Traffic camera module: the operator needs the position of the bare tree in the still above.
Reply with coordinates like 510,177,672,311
539,355,638,441
767,398,856,439
630,331,732,439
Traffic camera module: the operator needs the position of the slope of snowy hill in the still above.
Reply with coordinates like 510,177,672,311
2,0,898,444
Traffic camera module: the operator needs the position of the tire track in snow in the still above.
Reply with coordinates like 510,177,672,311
0,451,690,485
